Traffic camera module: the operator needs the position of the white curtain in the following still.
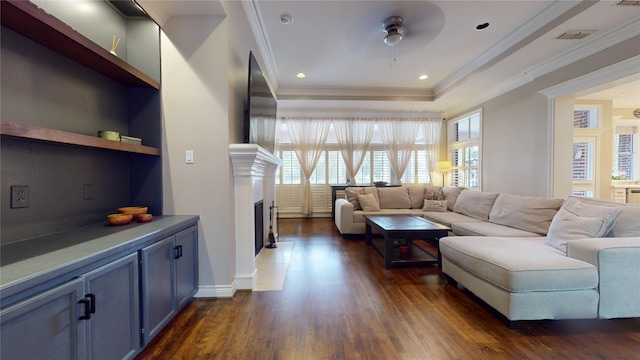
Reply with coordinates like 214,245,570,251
250,115,277,153
333,118,375,185
284,117,331,215
378,119,422,184
422,119,443,185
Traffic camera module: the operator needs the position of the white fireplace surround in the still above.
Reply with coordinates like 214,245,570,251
229,144,281,290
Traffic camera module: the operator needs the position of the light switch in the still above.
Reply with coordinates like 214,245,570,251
186,150,194,164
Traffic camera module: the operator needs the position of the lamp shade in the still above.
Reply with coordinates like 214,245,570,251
436,161,452,171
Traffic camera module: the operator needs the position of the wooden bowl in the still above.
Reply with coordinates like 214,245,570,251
107,213,133,226
136,213,153,223
118,206,148,217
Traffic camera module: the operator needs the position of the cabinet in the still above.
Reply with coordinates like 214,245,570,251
141,225,198,344
84,253,141,360
0,253,139,360
612,188,626,203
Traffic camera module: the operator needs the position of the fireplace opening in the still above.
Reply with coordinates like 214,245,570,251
254,200,264,255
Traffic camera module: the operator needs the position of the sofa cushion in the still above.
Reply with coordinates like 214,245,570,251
442,186,465,211
345,188,365,210
377,187,411,209
358,193,380,211
353,209,423,223
567,196,640,237
546,198,623,252
451,221,541,237
453,189,499,221
423,200,448,212
407,186,426,209
440,236,598,292
489,194,563,235
423,211,481,227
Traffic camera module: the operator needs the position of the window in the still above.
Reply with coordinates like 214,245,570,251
275,120,439,215
613,126,638,180
447,110,481,189
572,106,601,198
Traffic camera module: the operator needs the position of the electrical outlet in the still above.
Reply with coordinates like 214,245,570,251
11,186,29,208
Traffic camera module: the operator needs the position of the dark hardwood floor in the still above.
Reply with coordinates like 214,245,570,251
135,218,640,360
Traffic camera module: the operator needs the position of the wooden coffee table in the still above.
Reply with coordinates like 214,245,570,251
364,215,451,269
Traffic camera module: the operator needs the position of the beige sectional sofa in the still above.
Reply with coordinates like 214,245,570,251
335,186,640,326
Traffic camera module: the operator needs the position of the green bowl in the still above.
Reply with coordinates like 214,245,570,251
98,131,120,141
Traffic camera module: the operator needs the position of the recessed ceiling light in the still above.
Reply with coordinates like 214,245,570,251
280,14,293,25
418,74,428,80
476,23,490,30
296,72,306,79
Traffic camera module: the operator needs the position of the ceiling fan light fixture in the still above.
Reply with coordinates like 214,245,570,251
382,16,407,47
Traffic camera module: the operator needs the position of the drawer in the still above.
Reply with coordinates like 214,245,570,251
613,189,626,196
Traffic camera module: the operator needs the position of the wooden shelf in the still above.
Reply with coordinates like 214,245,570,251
1,121,161,156
0,0,159,89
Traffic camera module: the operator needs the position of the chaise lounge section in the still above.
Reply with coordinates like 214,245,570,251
440,196,640,326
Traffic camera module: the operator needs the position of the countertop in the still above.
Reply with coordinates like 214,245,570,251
1,215,199,305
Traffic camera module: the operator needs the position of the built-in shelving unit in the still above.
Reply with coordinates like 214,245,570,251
0,0,159,89
0,121,161,156
1,0,163,243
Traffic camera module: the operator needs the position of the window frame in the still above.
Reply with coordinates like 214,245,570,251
447,109,482,189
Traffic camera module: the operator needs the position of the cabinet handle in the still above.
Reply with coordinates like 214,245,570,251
174,245,180,259
178,245,183,259
87,293,96,314
79,298,91,320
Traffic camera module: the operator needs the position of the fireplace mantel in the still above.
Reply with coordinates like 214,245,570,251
229,144,281,291
229,144,281,178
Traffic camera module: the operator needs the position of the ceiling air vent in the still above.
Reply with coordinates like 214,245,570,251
616,0,640,6
555,30,595,40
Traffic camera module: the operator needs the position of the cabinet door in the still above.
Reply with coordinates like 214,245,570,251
84,253,141,360
141,236,176,345
1,278,86,359
175,225,198,310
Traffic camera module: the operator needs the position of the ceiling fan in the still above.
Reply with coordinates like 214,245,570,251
382,16,407,46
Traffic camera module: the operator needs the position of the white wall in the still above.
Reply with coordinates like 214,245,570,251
449,35,640,198
161,15,235,295
160,2,264,297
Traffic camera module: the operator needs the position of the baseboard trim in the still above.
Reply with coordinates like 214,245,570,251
235,268,258,290
195,281,236,298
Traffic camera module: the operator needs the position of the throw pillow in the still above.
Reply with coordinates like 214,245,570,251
345,188,365,210
425,186,444,200
546,198,623,252
423,200,448,212
358,193,381,211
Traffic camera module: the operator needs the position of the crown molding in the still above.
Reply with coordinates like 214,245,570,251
242,0,282,92
433,0,587,98
539,55,640,99
526,16,640,79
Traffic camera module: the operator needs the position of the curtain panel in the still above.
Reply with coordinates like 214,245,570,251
282,117,331,215
422,119,442,184
332,118,375,185
377,118,422,184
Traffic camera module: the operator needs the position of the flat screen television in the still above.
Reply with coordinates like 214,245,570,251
244,51,277,151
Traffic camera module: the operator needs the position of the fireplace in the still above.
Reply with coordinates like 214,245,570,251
229,144,281,290
254,200,264,255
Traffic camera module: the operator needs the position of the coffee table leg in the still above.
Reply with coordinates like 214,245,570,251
365,223,372,246
384,236,393,269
